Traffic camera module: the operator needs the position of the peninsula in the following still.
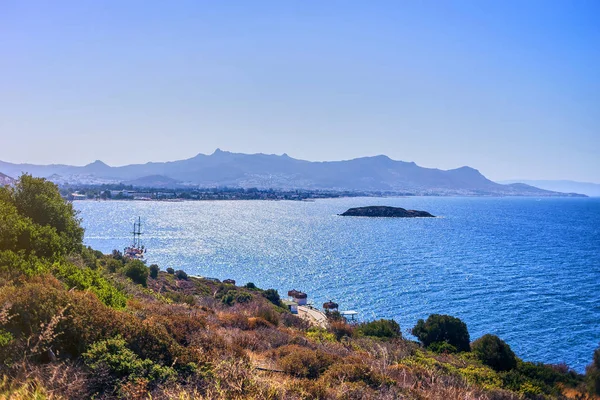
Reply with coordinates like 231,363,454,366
340,206,435,218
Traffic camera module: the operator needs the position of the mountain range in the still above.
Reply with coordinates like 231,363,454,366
0,150,586,196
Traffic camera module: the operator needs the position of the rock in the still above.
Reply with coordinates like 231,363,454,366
339,206,435,218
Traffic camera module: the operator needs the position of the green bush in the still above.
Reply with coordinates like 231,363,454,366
220,290,251,306
221,292,235,306
103,258,123,273
0,199,64,261
175,269,188,280
245,282,257,289
166,267,174,274
428,341,458,354
472,334,517,371
149,264,159,279
263,289,281,306
356,319,401,339
53,262,127,308
83,336,176,384
10,175,84,254
123,260,149,287
235,292,252,303
587,345,600,395
111,249,123,261
0,250,51,278
502,360,581,396
411,314,470,352
0,330,13,347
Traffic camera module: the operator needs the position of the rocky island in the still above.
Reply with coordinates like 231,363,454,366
340,205,435,218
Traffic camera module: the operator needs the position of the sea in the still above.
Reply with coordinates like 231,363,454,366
74,196,600,372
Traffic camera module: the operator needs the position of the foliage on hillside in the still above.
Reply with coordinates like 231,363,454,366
0,176,597,399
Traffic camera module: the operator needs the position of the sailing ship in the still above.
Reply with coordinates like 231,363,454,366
124,217,146,262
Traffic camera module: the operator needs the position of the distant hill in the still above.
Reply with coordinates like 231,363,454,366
499,180,599,197
0,172,15,186
0,150,585,196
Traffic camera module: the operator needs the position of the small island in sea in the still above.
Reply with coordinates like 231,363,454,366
340,205,435,218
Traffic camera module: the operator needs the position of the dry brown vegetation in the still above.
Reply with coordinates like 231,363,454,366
1,267,592,399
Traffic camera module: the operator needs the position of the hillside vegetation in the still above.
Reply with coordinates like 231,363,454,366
0,175,598,399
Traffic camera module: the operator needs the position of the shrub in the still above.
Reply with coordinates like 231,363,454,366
427,341,458,354
356,319,401,339
411,314,470,352
149,264,159,279
245,282,257,289
83,336,176,384
235,292,252,303
585,347,600,395
0,278,126,359
255,306,280,326
175,270,188,280
0,330,13,347
123,260,148,287
0,250,50,279
322,361,388,388
276,345,337,379
330,321,354,341
166,267,174,275
502,359,581,396
325,309,343,321
587,344,600,395
263,289,281,307
53,262,127,308
306,327,336,343
472,334,517,371
104,258,123,273
111,249,123,261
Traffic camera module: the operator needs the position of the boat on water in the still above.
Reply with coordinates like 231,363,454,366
124,217,146,263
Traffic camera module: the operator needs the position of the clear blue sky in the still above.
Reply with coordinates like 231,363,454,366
1,0,598,182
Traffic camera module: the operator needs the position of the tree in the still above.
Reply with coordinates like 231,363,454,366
123,260,149,287
412,314,470,352
175,270,188,280
149,264,159,279
10,174,84,254
263,289,281,306
356,319,402,339
0,194,64,260
472,334,517,371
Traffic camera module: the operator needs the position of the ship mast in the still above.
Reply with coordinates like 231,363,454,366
132,216,142,248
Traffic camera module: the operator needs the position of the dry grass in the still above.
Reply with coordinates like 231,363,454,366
0,269,590,399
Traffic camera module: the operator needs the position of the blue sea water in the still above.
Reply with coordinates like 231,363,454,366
74,197,600,372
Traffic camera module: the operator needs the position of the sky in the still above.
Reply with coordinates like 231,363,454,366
0,1,598,182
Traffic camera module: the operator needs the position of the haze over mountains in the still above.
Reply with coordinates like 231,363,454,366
0,150,585,196
499,180,600,197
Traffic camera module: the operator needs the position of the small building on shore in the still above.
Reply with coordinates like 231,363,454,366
288,289,308,306
323,300,339,311
282,300,298,314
